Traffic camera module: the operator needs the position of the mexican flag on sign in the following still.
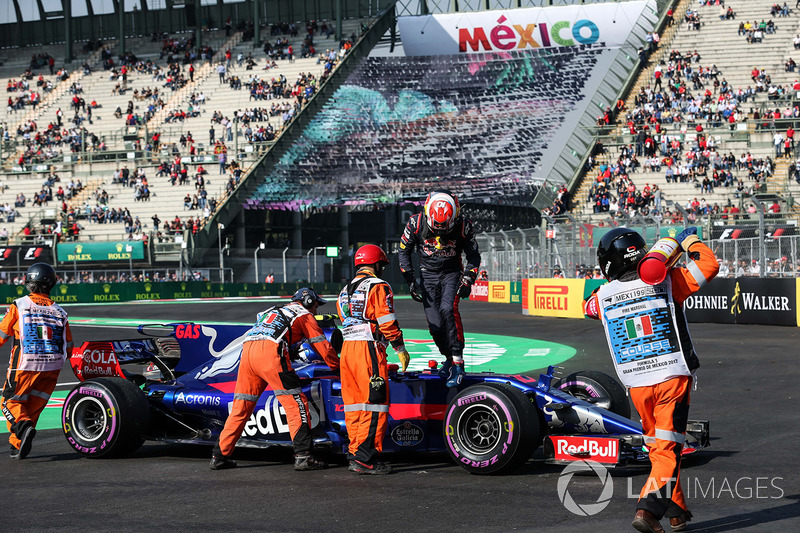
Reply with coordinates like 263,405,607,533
37,325,53,340
625,316,652,339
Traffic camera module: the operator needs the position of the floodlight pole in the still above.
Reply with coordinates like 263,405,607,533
254,242,264,282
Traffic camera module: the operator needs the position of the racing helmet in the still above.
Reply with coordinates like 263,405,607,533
354,244,388,267
424,191,460,235
291,287,328,309
24,263,58,294
597,227,647,281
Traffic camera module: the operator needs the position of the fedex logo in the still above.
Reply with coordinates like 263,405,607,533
532,285,569,310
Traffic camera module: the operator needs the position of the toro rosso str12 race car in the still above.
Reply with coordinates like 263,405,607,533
62,317,710,473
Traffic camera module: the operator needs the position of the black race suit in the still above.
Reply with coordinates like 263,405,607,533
398,213,481,362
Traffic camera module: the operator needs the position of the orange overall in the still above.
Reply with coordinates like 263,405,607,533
217,302,339,456
585,239,719,520
337,270,404,463
1,293,73,450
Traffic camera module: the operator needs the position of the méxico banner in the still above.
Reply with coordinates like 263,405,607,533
397,1,655,56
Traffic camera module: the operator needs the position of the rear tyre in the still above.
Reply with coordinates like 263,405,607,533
444,383,541,474
62,377,150,458
555,370,631,419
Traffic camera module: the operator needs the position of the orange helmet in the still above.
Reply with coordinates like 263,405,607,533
354,244,388,267
424,191,460,235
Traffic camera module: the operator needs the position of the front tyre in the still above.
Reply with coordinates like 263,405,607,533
62,378,150,458
444,383,541,474
555,370,631,419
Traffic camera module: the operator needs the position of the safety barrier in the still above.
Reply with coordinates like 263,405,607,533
0,282,342,305
519,277,800,327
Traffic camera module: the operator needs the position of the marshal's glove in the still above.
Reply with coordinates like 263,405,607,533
396,347,410,372
458,273,476,299
676,226,700,251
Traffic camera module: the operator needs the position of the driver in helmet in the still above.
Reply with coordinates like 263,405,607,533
583,227,718,533
1,263,72,460
211,287,340,471
398,190,481,387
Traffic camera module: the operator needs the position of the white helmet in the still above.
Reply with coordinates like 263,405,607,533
424,191,460,235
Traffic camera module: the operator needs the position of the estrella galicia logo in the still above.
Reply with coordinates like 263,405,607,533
390,421,424,447
557,460,614,516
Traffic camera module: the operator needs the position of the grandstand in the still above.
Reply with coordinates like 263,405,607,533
1,0,797,284
0,6,368,247
574,0,800,224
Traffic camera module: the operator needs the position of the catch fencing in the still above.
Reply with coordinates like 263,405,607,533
478,214,800,280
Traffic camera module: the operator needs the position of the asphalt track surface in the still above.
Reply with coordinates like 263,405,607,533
2,298,799,532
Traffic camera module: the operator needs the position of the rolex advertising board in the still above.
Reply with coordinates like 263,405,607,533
56,241,145,262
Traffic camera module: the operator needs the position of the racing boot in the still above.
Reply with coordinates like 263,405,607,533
669,509,693,531
209,453,237,470
437,359,452,379
445,362,466,388
348,459,392,475
294,454,328,471
632,510,665,533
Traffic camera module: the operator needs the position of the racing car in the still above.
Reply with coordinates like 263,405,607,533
62,316,710,474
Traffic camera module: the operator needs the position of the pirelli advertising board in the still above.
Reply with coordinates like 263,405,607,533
525,279,586,318
488,281,510,303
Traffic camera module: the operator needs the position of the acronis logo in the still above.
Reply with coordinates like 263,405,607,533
459,14,600,53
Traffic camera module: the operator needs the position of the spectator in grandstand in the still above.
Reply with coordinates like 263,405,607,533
774,131,784,157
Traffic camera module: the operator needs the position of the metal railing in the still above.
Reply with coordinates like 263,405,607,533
477,206,800,280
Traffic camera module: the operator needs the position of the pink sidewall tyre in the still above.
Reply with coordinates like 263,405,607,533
62,377,150,458
444,383,541,474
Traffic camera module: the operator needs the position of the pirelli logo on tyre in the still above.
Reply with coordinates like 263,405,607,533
526,279,587,318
